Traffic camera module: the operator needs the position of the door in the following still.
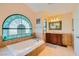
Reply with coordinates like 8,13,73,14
36,18,42,39
73,8,79,56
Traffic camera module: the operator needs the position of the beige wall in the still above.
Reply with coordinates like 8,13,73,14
0,4,36,36
41,12,73,34
38,12,73,34
40,12,73,46
0,4,73,46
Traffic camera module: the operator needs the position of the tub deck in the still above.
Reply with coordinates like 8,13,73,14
0,39,44,56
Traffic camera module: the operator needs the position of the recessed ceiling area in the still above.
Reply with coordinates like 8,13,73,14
27,3,79,14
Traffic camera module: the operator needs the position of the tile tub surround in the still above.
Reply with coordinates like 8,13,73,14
0,36,4,48
0,33,36,48
0,39,45,56
26,43,46,56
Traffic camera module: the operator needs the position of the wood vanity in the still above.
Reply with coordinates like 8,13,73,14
46,33,72,46
46,33,63,46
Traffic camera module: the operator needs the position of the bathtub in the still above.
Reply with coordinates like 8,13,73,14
0,38,45,56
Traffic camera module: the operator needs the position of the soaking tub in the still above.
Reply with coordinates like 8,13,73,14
0,38,45,56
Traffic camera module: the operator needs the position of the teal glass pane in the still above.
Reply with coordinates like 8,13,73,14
2,14,32,41
17,24,26,34
44,19,47,32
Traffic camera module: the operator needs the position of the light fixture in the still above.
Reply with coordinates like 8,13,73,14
49,15,63,22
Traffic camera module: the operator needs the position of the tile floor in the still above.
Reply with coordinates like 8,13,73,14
38,43,74,56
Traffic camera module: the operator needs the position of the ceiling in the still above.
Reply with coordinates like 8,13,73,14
27,3,79,14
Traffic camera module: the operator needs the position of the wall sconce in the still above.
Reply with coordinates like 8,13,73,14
49,15,63,22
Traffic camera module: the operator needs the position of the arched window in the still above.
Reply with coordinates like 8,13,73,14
2,14,32,41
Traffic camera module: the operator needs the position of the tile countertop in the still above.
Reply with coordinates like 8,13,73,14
0,39,45,56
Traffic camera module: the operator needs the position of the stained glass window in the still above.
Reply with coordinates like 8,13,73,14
2,14,32,41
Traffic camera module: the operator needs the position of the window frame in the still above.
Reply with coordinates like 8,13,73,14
2,14,32,41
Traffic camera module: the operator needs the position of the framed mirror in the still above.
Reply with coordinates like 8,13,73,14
49,21,62,30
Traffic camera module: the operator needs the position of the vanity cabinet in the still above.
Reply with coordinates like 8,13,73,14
46,33,63,46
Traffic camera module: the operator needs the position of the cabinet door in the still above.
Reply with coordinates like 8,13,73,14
50,34,57,44
46,33,50,43
57,34,62,45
